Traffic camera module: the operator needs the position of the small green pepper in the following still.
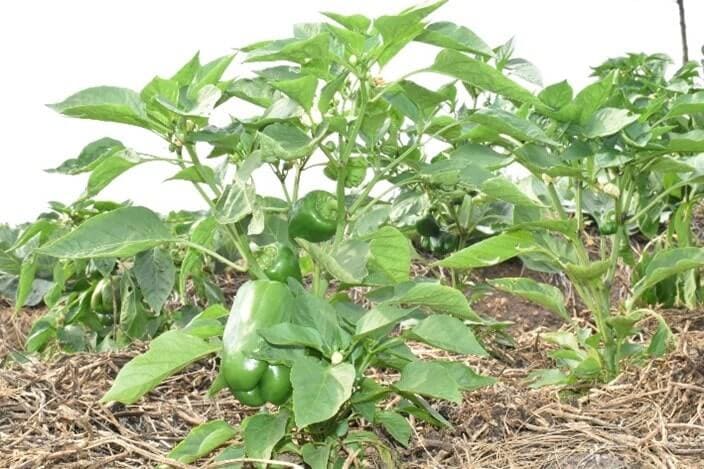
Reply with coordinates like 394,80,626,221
90,277,119,314
288,190,338,242
599,211,618,235
254,243,302,283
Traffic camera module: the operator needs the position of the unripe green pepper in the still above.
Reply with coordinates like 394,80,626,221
221,280,293,407
437,232,459,255
288,190,338,242
599,211,618,236
323,157,367,188
90,277,119,314
416,214,441,237
254,243,302,283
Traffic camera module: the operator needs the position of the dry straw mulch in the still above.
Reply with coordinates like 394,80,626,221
1,312,703,468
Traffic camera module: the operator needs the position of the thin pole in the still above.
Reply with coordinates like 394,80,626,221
676,0,689,63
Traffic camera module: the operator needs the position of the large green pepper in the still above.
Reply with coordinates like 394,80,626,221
254,243,302,283
416,214,441,237
221,280,293,406
288,190,337,242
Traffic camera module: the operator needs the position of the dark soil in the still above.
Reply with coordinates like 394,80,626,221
472,259,566,333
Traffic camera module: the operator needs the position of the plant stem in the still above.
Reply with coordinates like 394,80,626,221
575,179,584,233
181,144,267,280
182,240,246,272
334,75,369,246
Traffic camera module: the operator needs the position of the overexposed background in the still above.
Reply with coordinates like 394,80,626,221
1,0,703,224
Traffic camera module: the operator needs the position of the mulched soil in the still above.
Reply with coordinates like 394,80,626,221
1,272,704,468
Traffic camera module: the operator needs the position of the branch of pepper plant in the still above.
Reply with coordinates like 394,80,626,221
368,67,431,103
333,73,370,246
180,143,268,280
348,119,463,216
181,240,247,272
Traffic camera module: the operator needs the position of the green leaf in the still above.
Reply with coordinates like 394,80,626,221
376,411,412,447
481,176,545,207
101,330,220,404
166,165,216,185
527,369,569,388
301,442,331,469
243,412,289,464
374,1,447,65
355,305,414,339
383,281,483,322
415,21,492,56
583,107,638,138
410,315,487,356
134,248,176,313
48,137,125,175
431,49,541,107
258,123,314,161
488,277,569,320
180,217,217,296
290,356,355,428
440,361,495,390
272,75,318,111
215,181,257,224
666,130,704,153
539,80,573,109
364,226,411,285
468,109,559,146
448,143,510,170
183,304,228,338
213,445,245,469
322,12,371,33
0,249,21,275
629,247,704,307
647,315,673,357
83,149,145,198
665,91,704,119
188,54,235,99
48,86,150,128
437,230,537,269
554,72,615,124
259,323,327,354
383,80,447,123
15,255,38,310
38,207,173,259
395,360,462,403
298,239,368,284
167,420,237,464
245,34,331,76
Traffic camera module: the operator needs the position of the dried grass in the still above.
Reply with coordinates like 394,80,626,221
1,306,703,468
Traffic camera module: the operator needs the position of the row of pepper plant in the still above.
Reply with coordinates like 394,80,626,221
3,1,704,465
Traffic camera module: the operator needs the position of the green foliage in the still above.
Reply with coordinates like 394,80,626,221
7,1,703,466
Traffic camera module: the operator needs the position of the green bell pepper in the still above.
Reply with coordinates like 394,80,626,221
254,243,302,283
90,277,119,314
323,157,368,188
221,280,293,406
437,231,459,255
599,211,618,235
416,214,441,237
288,190,338,242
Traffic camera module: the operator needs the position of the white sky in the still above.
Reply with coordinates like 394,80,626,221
1,0,703,225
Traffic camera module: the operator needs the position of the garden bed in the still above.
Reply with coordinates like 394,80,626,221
2,305,702,468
